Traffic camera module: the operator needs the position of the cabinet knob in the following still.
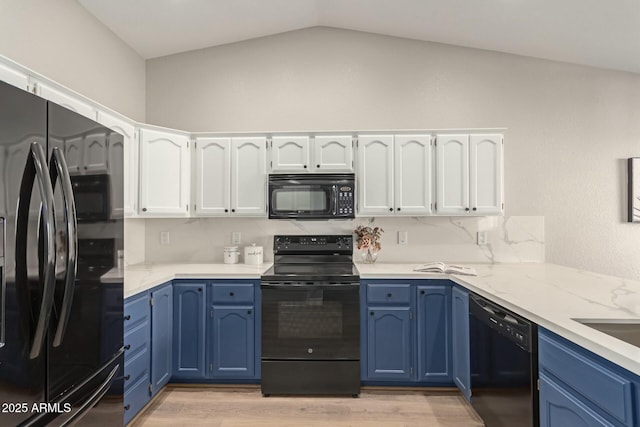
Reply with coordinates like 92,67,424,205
124,344,131,350
420,290,425,295
84,166,87,170
231,209,235,213
387,293,392,298
124,405,131,411
389,208,393,212
472,207,477,211
224,209,228,213
123,315,131,321
198,288,202,292
247,310,252,315
142,208,147,212
316,164,320,168
465,207,470,212
397,208,401,211
229,292,235,297
370,311,375,316
303,165,307,169
124,374,130,381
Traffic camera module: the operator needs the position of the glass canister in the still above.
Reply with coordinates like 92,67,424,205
223,246,240,264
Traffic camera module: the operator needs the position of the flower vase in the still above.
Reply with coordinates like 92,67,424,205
360,247,378,264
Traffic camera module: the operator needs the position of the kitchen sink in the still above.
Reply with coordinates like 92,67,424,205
573,319,640,348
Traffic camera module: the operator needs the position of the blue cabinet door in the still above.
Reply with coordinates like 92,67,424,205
172,283,206,379
209,306,255,378
539,374,613,427
451,286,471,401
123,292,151,425
151,283,172,395
417,284,452,383
367,307,413,380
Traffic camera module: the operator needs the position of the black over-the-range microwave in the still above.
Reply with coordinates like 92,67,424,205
268,173,355,219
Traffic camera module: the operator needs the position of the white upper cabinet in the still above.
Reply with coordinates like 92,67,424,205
313,136,353,172
107,132,125,219
139,128,190,216
270,136,310,172
34,80,96,120
98,111,138,217
470,134,503,215
0,61,29,91
394,135,432,215
83,132,109,173
436,133,503,215
193,136,267,217
357,135,394,215
64,136,84,175
231,137,267,216
194,137,231,215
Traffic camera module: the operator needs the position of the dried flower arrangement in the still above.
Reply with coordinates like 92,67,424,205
354,225,384,252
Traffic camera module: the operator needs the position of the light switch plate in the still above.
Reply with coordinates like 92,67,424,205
477,231,488,245
160,231,170,245
232,231,241,245
398,231,408,245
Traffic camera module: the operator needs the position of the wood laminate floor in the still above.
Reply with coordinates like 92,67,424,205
132,386,484,427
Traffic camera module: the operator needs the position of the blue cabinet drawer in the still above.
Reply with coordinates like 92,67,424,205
211,283,254,304
366,284,411,304
123,371,150,425
539,331,634,426
124,323,149,361
124,293,150,334
124,346,150,393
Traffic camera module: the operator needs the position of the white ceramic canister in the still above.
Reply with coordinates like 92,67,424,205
244,243,263,265
223,246,240,264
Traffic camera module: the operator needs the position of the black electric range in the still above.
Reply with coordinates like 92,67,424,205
260,235,361,397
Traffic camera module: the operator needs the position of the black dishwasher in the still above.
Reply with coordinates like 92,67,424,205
469,294,539,427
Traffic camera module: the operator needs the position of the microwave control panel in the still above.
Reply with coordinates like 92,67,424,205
337,185,354,215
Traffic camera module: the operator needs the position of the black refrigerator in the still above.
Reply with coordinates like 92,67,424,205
0,80,124,426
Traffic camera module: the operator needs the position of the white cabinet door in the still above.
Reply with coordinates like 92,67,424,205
98,111,138,217
470,134,503,215
395,135,432,215
436,134,469,215
357,135,394,216
139,128,190,216
313,135,353,172
83,132,109,173
108,132,125,219
35,81,96,120
231,137,267,216
270,136,310,172
194,137,231,216
64,136,84,175
0,62,29,91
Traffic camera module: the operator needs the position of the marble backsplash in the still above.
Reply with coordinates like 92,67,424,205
140,216,544,264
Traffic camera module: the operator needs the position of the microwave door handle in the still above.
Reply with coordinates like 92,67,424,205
49,148,78,347
332,185,338,215
15,142,57,359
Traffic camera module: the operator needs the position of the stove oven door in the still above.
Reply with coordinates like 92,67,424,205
261,282,360,361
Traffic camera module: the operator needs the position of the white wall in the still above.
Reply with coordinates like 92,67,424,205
0,0,146,121
145,27,640,280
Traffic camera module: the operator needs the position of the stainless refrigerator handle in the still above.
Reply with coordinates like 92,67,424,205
49,148,77,347
59,364,120,427
16,142,57,359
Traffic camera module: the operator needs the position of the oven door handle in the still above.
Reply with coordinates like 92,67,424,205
49,148,78,347
260,282,359,288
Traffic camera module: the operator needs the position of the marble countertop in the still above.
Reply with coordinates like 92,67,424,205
124,261,640,376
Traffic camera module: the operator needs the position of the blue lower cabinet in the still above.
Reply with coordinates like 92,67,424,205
151,283,173,395
123,292,151,425
209,306,255,378
539,374,613,427
173,282,206,379
417,284,452,383
367,307,413,380
451,286,470,401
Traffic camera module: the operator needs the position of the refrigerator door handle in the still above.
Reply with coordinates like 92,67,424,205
49,148,78,347
15,141,57,359
59,363,120,427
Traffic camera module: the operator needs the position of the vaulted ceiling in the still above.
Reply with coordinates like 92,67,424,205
78,0,640,74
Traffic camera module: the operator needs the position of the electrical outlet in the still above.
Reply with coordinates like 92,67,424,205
398,231,408,245
477,231,488,246
232,231,241,245
160,231,170,245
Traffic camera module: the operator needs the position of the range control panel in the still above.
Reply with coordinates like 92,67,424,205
274,235,352,253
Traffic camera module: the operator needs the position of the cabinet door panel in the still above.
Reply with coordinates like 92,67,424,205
436,134,469,215
173,284,206,378
366,307,412,380
64,136,83,175
139,129,189,215
395,135,432,215
313,135,353,172
84,132,109,173
357,135,394,215
98,111,137,216
270,136,310,172
231,137,266,216
210,306,255,378
151,284,172,395
194,137,231,215
417,285,452,383
452,287,471,401
470,134,503,215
